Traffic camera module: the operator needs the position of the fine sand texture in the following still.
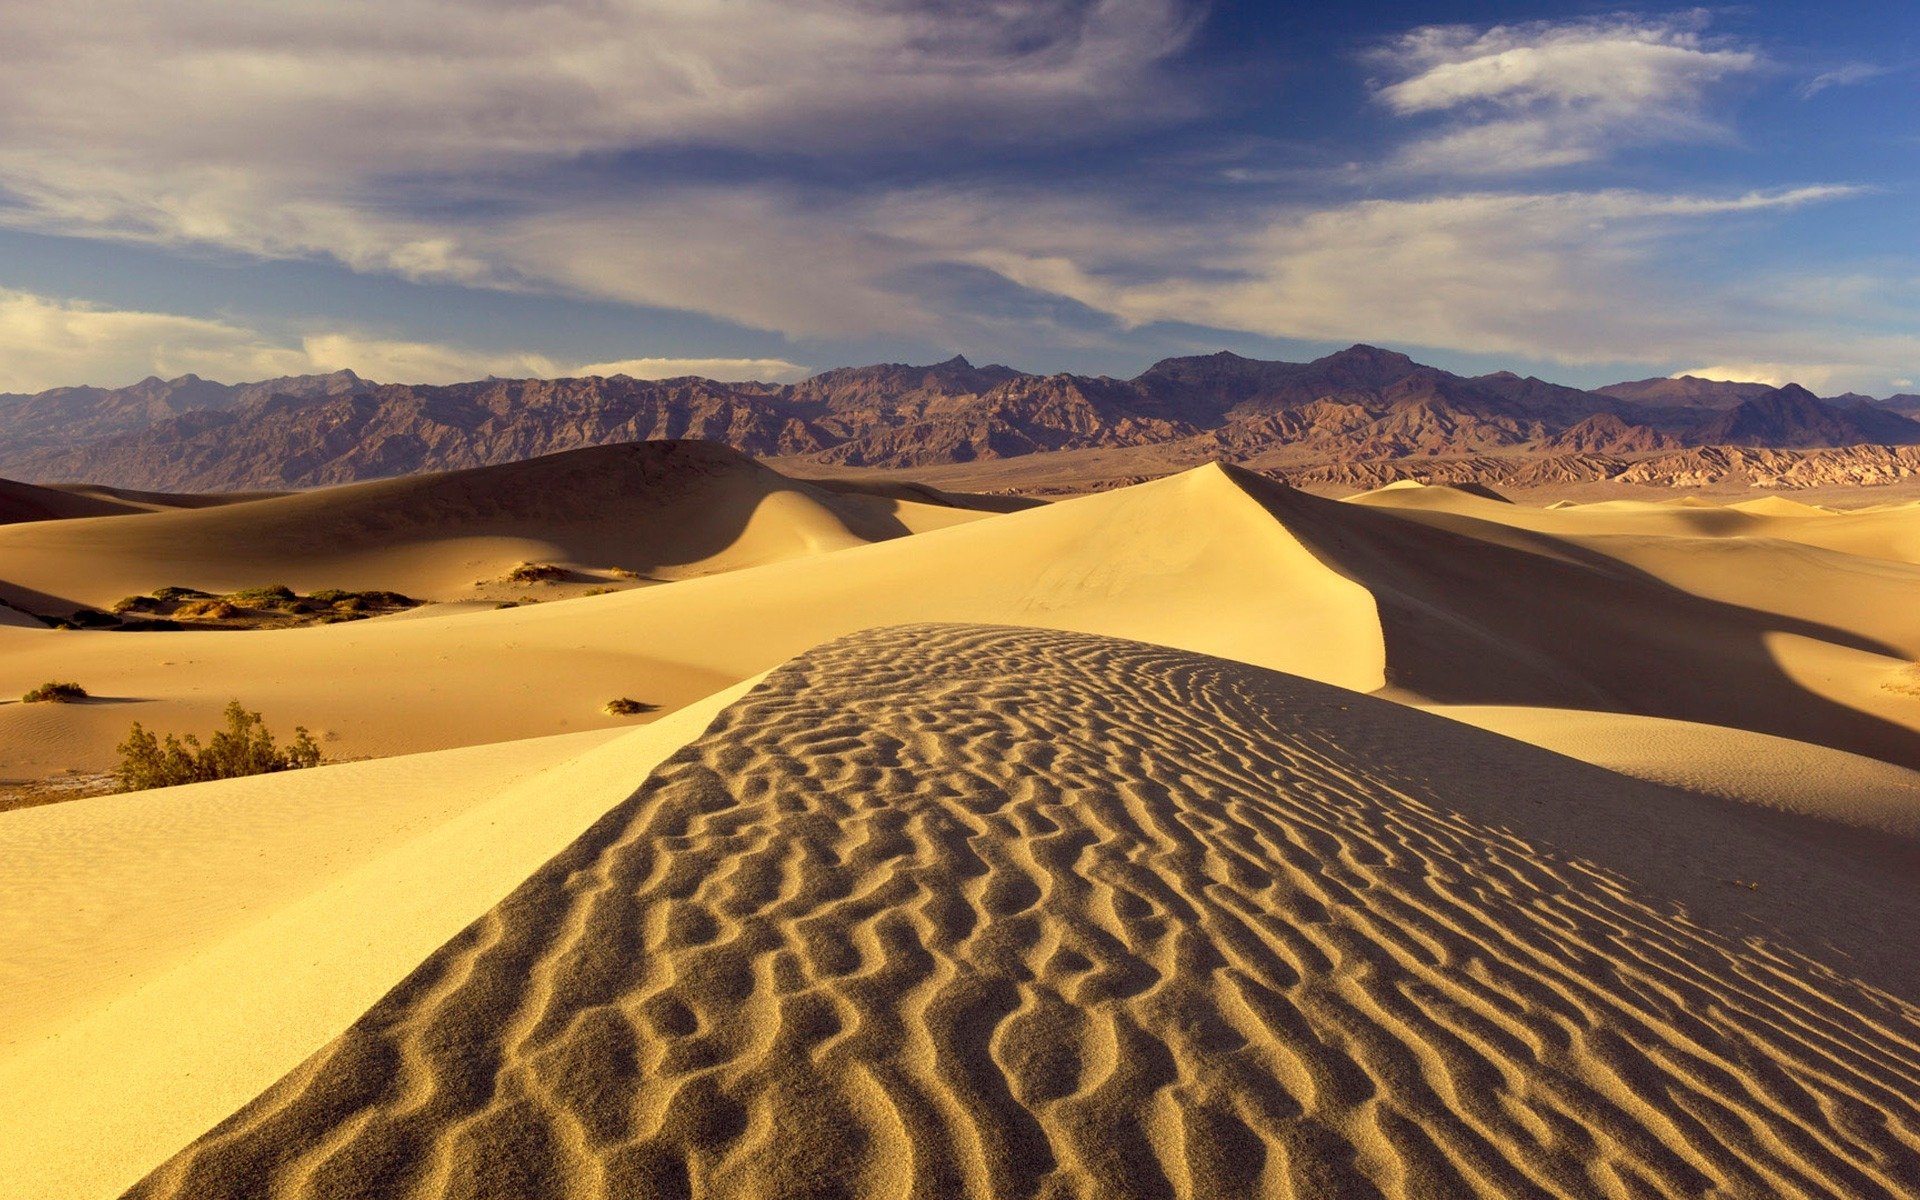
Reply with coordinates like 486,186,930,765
124,626,1920,1200
0,680,759,1200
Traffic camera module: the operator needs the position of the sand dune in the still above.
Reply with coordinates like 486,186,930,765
1353,478,1920,566
0,441,992,617
122,626,1920,1200
0,679,756,1200
11,459,1920,783
0,476,154,524
1432,705,1920,855
1276,473,1920,765
0,462,1382,778
1,477,279,526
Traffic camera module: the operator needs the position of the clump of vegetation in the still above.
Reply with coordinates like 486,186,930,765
104,585,420,629
603,697,657,716
114,700,322,792
227,584,297,605
23,681,88,704
505,561,568,584
607,566,644,580
175,598,239,620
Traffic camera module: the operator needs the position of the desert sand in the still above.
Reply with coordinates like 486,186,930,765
119,627,1920,1198
3,448,1920,1198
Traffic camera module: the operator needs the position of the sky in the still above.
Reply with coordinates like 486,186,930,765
0,2,1914,395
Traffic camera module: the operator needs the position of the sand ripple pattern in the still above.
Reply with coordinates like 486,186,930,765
128,625,1920,1199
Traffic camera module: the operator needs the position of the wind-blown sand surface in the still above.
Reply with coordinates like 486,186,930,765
120,626,1920,1200
0,680,758,1200
5,446,1920,1198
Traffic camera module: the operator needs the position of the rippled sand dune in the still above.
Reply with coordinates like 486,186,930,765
126,625,1920,1200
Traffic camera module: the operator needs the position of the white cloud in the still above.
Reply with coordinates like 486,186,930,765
0,288,806,391
1371,16,1760,174
0,3,1199,340
1800,63,1893,98
570,357,809,383
1681,364,1849,391
0,2,1195,193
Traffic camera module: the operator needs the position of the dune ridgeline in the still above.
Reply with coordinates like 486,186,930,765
2,441,1918,1199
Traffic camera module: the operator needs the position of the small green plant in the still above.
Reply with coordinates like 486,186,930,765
114,700,323,792
23,681,88,703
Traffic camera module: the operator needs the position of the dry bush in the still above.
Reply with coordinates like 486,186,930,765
115,701,323,792
23,681,87,703
506,561,568,584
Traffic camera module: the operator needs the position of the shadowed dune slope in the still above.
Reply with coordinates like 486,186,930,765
128,626,1920,1200
1430,706,1920,857
0,476,152,524
0,440,986,614
1244,470,1920,767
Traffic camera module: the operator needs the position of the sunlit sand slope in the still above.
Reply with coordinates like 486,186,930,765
127,626,1920,1200
0,681,756,1200
0,463,1382,776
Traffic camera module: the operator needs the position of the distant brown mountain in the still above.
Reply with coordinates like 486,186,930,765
0,370,364,462
1595,375,1775,409
5,349,1916,491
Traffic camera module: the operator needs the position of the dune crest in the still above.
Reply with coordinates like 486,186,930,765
126,626,1920,1200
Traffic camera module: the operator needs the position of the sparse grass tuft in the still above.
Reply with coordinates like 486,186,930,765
114,700,322,792
23,681,88,704
603,697,657,716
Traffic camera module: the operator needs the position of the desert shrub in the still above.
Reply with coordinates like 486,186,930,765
152,586,212,602
114,701,323,792
112,595,162,615
23,681,87,703
607,567,643,580
603,697,656,715
505,561,567,584
226,585,296,604
64,609,121,629
175,599,238,620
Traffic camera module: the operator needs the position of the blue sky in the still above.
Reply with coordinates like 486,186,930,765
0,2,1913,393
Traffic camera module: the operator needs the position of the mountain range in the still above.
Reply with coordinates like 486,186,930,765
3,346,1917,492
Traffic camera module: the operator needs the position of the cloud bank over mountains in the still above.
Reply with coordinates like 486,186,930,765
0,3,1909,393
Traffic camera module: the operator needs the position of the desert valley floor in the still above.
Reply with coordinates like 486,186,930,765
3,441,1919,1199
